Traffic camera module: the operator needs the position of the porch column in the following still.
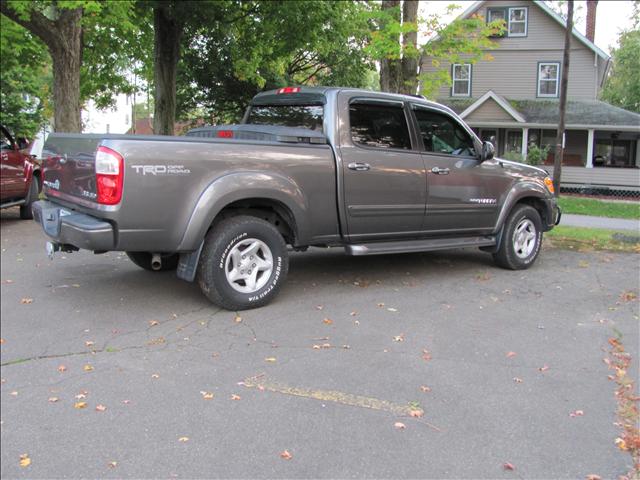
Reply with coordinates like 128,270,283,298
522,127,529,160
586,129,595,168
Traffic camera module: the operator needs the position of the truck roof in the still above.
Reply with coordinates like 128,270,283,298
252,86,453,114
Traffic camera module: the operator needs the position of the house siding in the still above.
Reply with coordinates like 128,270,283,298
465,98,516,122
420,1,607,101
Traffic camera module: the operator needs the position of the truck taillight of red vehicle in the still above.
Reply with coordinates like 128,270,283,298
95,146,124,205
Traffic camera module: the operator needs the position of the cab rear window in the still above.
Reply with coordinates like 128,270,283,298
246,105,324,132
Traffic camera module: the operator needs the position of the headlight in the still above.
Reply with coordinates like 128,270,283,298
543,177,555,194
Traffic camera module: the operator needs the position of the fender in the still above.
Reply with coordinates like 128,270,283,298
494,181,551,233
177,171,310,251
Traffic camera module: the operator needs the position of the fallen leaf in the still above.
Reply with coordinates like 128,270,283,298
569,410,584,417
57,365,67,372
538,365,550,372
620,290,637,302
265,357,277,363
323,318,333,325
148,320,159,327
85,340,95,347
147,337,166,345
95,404,107,412
231,394,241,400
387,307,398,312
0,338,4,344
409,409,424,418
420,385,431,393
312,344,321,349
151,373,160,379
350,311,358,316
513,377,523,383
122,400,131,405
280,450,293,460
476,272,491,281
585,475,601,480
506,351,517,358
234,315,242,323
200,391,214,400
342,344,350,349
178,436,189,443
74,402,87,409
75,393,86,400
615,437,627,451
315,305,323,310
394,422,406,430
10,391,18,396
48,397,59,403
421,349,432,361
578,260,590,268
503,462,515,471
19,454,31,468
20,298,33,304
108,461,118,469
2,279,14,284
83,364,94,372
377,303,385,308
393,334,404,342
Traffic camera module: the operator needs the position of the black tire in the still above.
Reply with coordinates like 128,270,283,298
19,177,39,220
126,252,179,271
493,204,543,270
197,215,288,310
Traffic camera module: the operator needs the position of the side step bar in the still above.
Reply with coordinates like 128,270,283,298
345,236,496,256
0,199,26,209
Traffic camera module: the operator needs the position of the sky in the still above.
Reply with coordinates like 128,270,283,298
420,0,637,54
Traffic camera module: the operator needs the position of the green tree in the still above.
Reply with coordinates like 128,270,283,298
0,15,51,138
1,0,137,132
601,3,640,113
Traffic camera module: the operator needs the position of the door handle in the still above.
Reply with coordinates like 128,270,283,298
431,167,450,175
348,162,371,171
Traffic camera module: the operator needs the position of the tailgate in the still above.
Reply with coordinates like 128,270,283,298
41,134,104,204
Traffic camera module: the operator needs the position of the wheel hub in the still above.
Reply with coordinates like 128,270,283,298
224,238,273,293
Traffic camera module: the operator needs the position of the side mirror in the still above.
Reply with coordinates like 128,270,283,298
17,137,30,150
480,141,495,162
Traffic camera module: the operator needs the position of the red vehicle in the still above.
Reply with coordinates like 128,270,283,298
0,125,41,219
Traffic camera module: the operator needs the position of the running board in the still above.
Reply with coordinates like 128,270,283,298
0,199,26,209
345,236,496,256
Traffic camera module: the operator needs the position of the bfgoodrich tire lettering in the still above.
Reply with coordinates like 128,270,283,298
197,215,288,310
493,204,543,270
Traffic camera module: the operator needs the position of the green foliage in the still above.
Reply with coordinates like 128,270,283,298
601,26,640,113
501,151,524,162
178,0,376,123
526,144,550,166
0,15,50,138
558,196,640,220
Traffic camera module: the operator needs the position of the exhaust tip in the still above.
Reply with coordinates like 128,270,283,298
151,253,162,271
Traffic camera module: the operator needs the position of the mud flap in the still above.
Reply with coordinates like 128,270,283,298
176,241,204,282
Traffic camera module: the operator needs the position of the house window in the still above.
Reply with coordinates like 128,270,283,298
538,62,560,97
452,64,471,97
508,7,527,36
487,8,507,36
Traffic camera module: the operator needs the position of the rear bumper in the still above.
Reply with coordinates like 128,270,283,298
32,200,115,251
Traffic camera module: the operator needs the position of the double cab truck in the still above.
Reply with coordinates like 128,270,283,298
33,87,560,310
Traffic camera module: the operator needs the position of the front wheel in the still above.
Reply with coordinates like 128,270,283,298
197,215,288,310
493,205,543,270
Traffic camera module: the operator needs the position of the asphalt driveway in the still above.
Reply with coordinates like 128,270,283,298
1,206,638,479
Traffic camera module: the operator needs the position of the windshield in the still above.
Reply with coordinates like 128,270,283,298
246,105,324,132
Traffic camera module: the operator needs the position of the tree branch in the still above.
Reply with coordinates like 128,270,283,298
0,2,58,48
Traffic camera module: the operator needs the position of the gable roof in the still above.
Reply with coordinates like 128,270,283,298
460,91,526,122
457,0,609,60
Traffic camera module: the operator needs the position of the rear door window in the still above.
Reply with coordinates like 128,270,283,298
349,102,411,150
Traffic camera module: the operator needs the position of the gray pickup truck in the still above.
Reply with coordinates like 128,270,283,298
33,86,560,310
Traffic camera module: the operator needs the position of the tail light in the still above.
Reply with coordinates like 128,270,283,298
277,87,300,94
217,130,234,138
95,146,124,205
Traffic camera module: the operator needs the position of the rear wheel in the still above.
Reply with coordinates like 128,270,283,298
19,177,39,220
126,252,179,271
493,205,543,270
197,215,288,310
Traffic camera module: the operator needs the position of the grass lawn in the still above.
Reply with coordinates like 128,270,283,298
558,196,640,220
546,226,640,253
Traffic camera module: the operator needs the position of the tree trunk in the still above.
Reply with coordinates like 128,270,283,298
399,0,419,95
552,0,573,196
153,3,183,136
380,0,401,93
0,5,84,133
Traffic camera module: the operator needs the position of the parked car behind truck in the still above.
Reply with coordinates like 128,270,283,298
32,87,560,310
1,125,40,219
